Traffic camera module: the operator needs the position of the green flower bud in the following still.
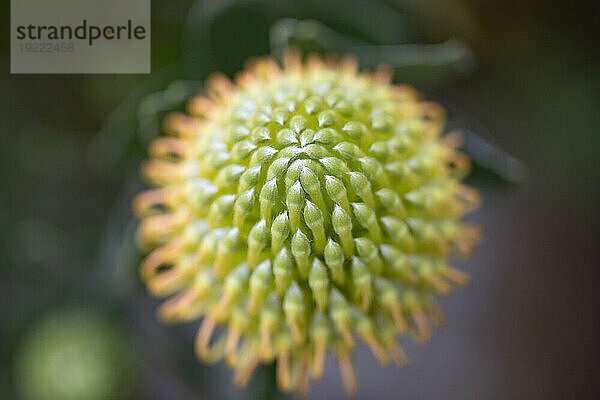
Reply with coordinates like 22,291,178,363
290,114,308,134
300,165,327,211
354,236,383,274
273,246,293,296
351,256,372,310
215,164,245,187
320,156,349,178
250,126,271,143
233,188,255,228
214,227,240,277
333,141,364,161
314,128,342,145
303,200,326,252
259,178,278,223
324,174,350,212
231,140,256,161
332,204,354,256
248,259,273,314
283,282,307,344
270,212,289,254
135,52,482,395
342,121,369,141
286,181,305,233
308,258,329,311
351,202,382,243
291,229,311,278
247,219,268,268
348,171,376,209
324,238,345,285
276,128,298,146
237,165,261,193
318,109,338,127
304,96,323,114
266,156,290,180
249,145,277,167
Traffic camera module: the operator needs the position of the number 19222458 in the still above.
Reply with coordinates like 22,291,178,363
20,42,74,53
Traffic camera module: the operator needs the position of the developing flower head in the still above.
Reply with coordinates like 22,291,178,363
134,50,482,395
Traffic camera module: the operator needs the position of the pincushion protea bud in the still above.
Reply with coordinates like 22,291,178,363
133,50,482,395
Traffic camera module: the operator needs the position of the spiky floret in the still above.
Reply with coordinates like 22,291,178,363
133,50,482,395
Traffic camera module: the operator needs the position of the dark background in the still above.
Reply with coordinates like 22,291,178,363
1,0,599,399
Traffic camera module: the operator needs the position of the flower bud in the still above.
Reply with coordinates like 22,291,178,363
135,52,482,395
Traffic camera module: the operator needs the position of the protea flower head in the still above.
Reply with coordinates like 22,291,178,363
133,50,482,395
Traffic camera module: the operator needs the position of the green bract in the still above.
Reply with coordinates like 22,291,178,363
134,51,482,395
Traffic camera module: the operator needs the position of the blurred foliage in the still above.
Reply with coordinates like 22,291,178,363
15,307,133,400
1,0,599,399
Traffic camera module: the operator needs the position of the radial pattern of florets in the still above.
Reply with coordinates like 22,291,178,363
133,51,482,395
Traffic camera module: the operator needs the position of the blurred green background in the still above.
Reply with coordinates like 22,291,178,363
1,0,599,399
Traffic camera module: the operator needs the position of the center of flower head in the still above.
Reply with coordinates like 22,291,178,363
134,52,482,395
